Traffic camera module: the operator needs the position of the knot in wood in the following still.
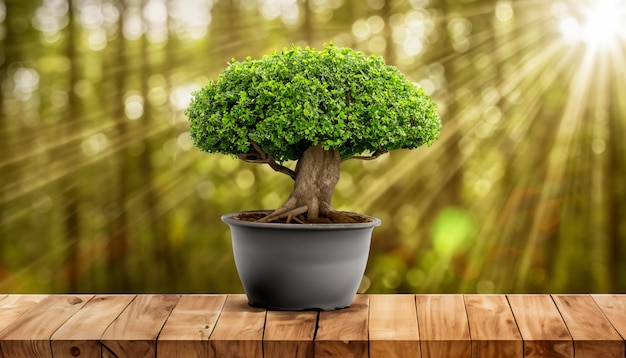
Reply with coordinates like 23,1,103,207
68,297,84,305
71,346,81,356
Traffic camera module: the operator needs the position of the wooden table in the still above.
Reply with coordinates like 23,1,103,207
0,294,624,357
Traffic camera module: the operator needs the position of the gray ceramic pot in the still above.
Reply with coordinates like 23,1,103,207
222,211,381,311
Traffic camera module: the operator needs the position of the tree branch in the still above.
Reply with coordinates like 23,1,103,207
266,159,297,179
238,142,297,180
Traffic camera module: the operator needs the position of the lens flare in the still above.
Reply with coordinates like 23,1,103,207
582,0,626,48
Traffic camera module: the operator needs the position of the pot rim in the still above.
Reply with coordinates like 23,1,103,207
221,210,381,230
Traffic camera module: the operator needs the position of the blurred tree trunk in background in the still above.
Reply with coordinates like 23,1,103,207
509,2,567,292
479,0,521,293
434,0,462,208
139,0,173,290
585,53,611,292
302,0,313,44
0,0,19,280
381,0,395,65
106,0,131,291
429,0,463,294
211,0,241,69
608,67,625,290
63,0,81,292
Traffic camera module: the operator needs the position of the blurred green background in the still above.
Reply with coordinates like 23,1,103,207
1,0,625,294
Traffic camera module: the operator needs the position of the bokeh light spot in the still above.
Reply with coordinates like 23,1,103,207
495,1,513,22
431,207,476,255
124,94,144,120
81,133,109,156
235,169,255,191
196,181,215,200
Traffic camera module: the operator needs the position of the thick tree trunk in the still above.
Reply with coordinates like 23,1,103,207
258,145,341,222
291,145,341,220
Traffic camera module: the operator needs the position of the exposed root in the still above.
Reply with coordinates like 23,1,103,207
250,200,370,224
257,204,307,223
291,215,306,224
255,198,298,223
321,202,362,223
245,144,373,224
278,205,309,223
327,210,361,223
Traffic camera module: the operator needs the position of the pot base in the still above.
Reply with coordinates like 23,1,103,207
222,211,381,311
248,300,351,311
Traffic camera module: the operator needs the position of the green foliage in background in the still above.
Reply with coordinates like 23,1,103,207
186,44,441,161
2,0,626,295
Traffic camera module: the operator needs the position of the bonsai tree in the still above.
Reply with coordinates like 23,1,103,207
186,44,441,223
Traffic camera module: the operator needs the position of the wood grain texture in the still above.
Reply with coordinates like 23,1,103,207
157,294,226,358
592,295,626,339
315,294,369,358
0,295,92,358
369,294,420,358
50,295,135,358
464,295,522,358
264,310,317,358
101,294,180,358
553,294,624,358
208,294,265,358
102,345,117,358
0,295,47,332
416,295,470,358
507,295,572,358
1,293,626,358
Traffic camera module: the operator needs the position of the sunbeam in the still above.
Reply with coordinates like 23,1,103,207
1,0,625,294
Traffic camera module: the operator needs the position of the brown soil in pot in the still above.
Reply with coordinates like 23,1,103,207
233,211,373,224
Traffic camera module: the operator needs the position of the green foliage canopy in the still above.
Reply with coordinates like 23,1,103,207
186,45,442,162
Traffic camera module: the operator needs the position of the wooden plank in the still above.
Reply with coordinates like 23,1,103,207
208,294,265,358
369,294,420,358
50,295,135,358
416,294,470,358
1,293,626,358
315,295,369,358
264,310,317,358
0,295,47,332
507,295,572,358
464,295,522,357
553,294,624,358
101,294,180,358
0,295,92,358
157,294,227,358
593,295,626,340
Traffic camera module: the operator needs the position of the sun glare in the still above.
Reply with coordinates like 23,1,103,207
582,0,626,48
557,0,626,49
